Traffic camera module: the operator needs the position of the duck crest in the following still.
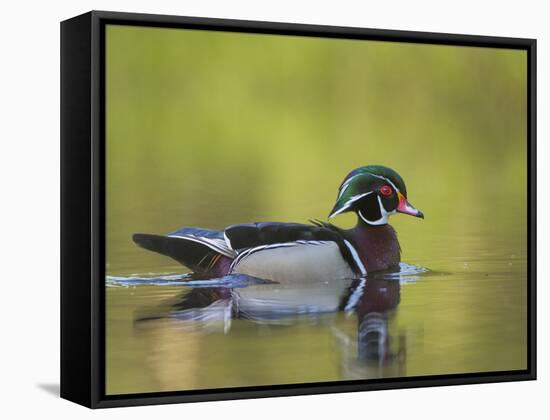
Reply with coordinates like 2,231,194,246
349,223,401,273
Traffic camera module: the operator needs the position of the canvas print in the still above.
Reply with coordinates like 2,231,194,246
105,24,527,395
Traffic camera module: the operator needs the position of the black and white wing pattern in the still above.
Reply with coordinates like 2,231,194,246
133,227,236,274
169,227,236,258
133,221,366,280
224,222,366,281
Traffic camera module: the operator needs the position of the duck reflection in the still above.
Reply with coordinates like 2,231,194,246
353,277,401,363
332,276,406,379
135,271,406,373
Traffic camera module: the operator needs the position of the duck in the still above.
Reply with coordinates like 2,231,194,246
132,165,423,282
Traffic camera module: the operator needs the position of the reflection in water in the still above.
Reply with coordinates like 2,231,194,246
106,257,527,394
108,263,425,385
352,278,401,361
333,277,405,379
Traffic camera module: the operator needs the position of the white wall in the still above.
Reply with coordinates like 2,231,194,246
0,0,547,418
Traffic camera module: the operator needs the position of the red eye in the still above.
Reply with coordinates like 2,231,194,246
380,185,392,196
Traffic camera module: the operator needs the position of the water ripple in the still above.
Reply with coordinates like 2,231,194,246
106,262,429,289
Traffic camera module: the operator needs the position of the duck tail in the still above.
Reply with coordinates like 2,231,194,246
132,233,233,275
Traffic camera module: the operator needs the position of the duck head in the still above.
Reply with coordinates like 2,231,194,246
329,165,424,226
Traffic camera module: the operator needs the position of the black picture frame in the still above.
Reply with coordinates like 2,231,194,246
60,10,537,409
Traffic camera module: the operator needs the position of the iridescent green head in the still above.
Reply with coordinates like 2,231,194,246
329,165,424,225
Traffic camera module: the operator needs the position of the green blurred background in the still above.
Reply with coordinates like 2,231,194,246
105,25,527,395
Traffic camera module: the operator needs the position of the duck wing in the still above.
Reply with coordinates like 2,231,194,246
133,222,366,278
224,222,366,278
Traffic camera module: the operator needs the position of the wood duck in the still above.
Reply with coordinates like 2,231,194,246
133,165,423,281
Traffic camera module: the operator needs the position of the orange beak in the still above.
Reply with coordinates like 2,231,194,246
396,192,424,218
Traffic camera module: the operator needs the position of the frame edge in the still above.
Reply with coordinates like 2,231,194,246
72,9,537,408
60,11,94,408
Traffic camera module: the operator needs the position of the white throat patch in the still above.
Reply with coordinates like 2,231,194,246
358,195,396,226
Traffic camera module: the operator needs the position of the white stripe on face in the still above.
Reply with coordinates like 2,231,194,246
358,195,396,226
366,172,400,193
329,191,373,218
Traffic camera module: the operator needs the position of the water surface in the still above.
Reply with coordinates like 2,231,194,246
106,235,526,395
